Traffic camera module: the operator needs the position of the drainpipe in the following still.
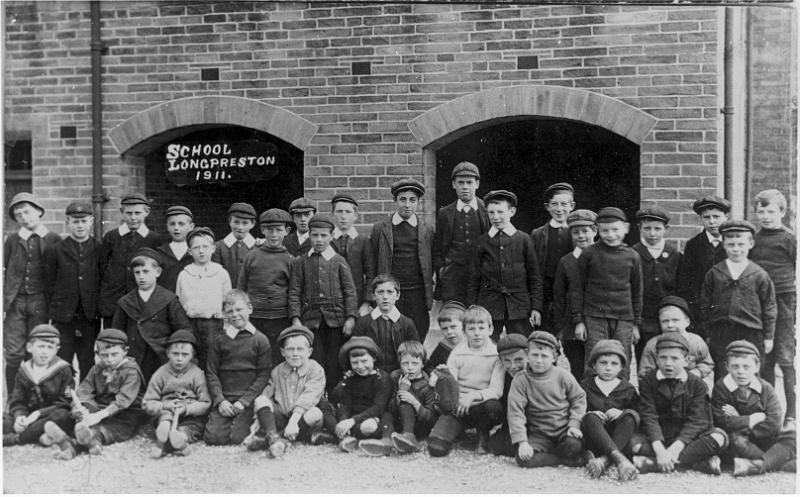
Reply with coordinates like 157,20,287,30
90,1,106,239
722,7,735,204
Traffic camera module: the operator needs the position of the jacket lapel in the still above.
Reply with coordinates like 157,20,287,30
137,286,172,321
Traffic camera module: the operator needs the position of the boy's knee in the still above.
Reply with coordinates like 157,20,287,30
428,436,452,457
360,418,379,436
557,436,584,458
303,407,323,429
709,428,728,450
253,396,272,412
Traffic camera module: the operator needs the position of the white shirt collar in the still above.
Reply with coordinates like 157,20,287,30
370,306,401,322
392,212,418,227
223,232,255,248
18,224,49,240
641,239,666,259
118,224,150,237
225,322,257,339
138,287,155,303
488,224,517,237
656,369,689,382
594,376,621,396
726,259,749,280
169,241,188,260
549,218,568,229
308,245,337,261
185,261,223,277
572,246,583,259
333,227,359,239
456,199,479,212
296,231,309,244
723,373,762,393
705,230,722,245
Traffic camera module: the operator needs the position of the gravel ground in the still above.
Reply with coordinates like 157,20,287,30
3,434,796,494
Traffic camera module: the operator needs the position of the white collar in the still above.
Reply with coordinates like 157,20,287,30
723,373,762,393
308,245,337,261
549,218,568,229
169,241,188,259
641,238,665,252
370,306,401,322
223,232,255,248
594,376,621,395
726,259,749,280
333,227,359,239
185,261,223,277
656,369,688,382
572,246,583,259
296,231,309,244
456,199,479,212
392,212,418,227
18,224,49,240
118,224,150,237
225,322,257,339
705,230,722,244
138,287,155,303
488,225,517,237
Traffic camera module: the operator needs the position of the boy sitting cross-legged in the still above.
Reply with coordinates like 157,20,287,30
487,333,530,457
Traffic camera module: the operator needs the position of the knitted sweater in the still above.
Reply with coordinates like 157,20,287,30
77,357,145,417
206,328,272,407
238,245,293,319
333,370,392,424
446,341,504,400
751,227,796,295
142,362,211,417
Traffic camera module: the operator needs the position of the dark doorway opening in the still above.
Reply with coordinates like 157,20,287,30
436,118,641,242
145,126,303,239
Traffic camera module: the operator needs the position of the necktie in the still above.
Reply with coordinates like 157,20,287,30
341,234,349,260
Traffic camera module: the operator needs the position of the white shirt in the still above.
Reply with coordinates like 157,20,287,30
456,199,479,213
169,241,188,260
138,287,155,303
18,224,49,241
223,232,256,249
726,259,749,280
705,230,722,247
572,246,583,259
392,212,418,227
488,224,518,238
118,224,150,237
225,322,257,339
333,227,359,239
594,377,621,397
307,246,337,261
371,306,401,322
296,231,309,245
641,239,666,260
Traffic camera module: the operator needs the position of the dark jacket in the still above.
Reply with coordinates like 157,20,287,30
638,370,712,446
44,236,101,322
332,369,392,424
632,242,682,320
552,251,580,339
212,237,255,289
283,232,312,257
8,358,74,420
98,227,162,317
352,313,420,373
370,216,435,309
388,369,438,424
288,250,358,329
580,376,640,425
530,222,573,279
699,261,777,339
155,242,193,293
676,230,726,320
3,230,62,308
711,375,782,442
331,232,375,306
77,356,145,415
432,199,490,271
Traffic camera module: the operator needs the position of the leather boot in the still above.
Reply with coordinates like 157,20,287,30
693,455,722,475
610,450,638,481
633,455,658,474
733,457,765,477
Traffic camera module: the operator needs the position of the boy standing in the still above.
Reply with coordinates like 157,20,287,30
749,189,796,428
284,197,316,257
571,207,642,378
467,190,543,341
371,178,435,342
432,162,490,304
331,193,375,316
700,220,776,380
212,202,257,288
155,205,195,292
44,201,101,380
4,192,62,392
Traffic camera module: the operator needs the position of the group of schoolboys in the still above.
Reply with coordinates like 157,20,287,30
2,160,796,479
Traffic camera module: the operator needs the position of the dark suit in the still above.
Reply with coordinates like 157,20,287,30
283,232,312,257
352,313,420,373
676,230,726,332
155,242,193,293
332,231,376,306
98,227,162,318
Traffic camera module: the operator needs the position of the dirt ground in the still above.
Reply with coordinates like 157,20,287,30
2,434,796,494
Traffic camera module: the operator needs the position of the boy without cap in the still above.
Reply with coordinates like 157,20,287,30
700,220,776,381
467,190,543,341
4,192,62,392
331,193,375,316
44,201,101,380
432,162,490,304
212,202,257,288
284,197,316,257
155,205,195,292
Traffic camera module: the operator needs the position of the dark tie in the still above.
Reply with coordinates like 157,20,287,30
341,234,349,260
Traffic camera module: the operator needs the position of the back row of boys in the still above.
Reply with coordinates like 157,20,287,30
3,161,794,424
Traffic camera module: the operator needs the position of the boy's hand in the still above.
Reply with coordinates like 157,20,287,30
162,400,176,411
428,371,438,388
749,412,767,428
605,408,623,421
232,401,245,414
82,411,105,427
566,426,583,439
588,410,607,423
254,237,265,247
71,405,89,421
358,303,372,317
13,416,28,433
398,390,421,410
218,400,236,417
666,441,684,464
173,404,186,417
575,323,587,342
343,317,356,337
518,441,534,461
284,420,300,440
653,442,674,472
529,310,541,327
632,325,640,344
722,404,740,417
764,339,774,354
335,418,355,439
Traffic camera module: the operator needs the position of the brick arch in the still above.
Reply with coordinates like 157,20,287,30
408,85,657,149
108,96,319,156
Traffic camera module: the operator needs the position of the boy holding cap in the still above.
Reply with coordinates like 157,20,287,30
331,193,375,316
677,195,731,332
4,192,62,392
632,204,682,365
213,202,257,288
467,190,543,340
432,162,490,304
155,205,195,292
284,197,316,257
700,220,776,380
44,201,101,380
99,192,162,322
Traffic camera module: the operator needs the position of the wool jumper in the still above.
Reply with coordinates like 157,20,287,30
751,227,796,295
238,245,293,319
206,329,271,407
333,370,392,423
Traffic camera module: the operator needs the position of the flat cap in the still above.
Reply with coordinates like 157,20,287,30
308,213,335,230
29,324,61,341
228,202,257,220
720,220,756,236
132,247,162,267
658,296,691,318
390,178,425,198
186,226,215,246
439,300,467,314
528,330,559,352
567,209,597,228
596,207,627,223
65,201,92,218
120,193,149,206
339,336,382,367
656,331,689,352
451,161,480,180
725,340,760,358
259,208,292,226
288,197,317,214
165,205,193,220
166,329,197,346
588,339,627,368
278,324,315,347
331,193,358,207
9,192,45,219
692,195,731,215
97,328,128,346
497,334,528,354
544,182,574,200
636,204,670,224
484,190,518,207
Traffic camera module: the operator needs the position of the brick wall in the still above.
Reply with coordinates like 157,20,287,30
3,1,790,242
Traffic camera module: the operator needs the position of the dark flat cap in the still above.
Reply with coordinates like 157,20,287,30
484,190,518,207
288,197,317,214
656,332,689,352
528,330,559,351
228,202,257,220
29,324,61,341
165,205,193,220
308,213,335,230
9,192,45,219
720,220,756,236
166,329,197,346
186,226,215,246
567,209,597,228
390,178,425,198
259,208,292,226
120,193,149,206
636,204,670,224
658,296,691,318
544,182,574,201
331,193,358,207
588,339,627,368
97,328,128,345
278,324,315,347
596,207,627,223
439,300,467,314
451,161,480,180
339,336,382,367
132,247,162,267
725,340,760,358
65,201,92,218
498,334,528,354
692,195,731,215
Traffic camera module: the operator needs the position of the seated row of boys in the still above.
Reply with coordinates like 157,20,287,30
3,292,794,481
